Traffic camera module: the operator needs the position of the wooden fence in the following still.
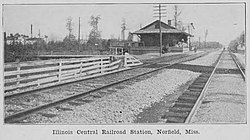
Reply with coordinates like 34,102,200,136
4,56,122,94
124,53,143,67
37,50,110,55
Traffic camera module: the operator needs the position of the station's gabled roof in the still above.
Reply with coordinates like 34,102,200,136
133,20,193,36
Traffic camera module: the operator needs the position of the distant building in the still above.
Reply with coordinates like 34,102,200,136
6,34,29,45
237,44,245,51
26,37,44,45
6,33,45,45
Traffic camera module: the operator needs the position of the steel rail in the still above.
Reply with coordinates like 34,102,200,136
229,51,245,81
184,49,225,123
5,52,208,123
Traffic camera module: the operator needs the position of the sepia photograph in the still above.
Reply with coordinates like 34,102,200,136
0,0,248,139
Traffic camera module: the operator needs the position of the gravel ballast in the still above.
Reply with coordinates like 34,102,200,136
25,69,200,124
182,50,222,66
4,67,157,116
233,53,246,68
191,74,246,123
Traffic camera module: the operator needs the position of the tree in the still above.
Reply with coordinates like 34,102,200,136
239,31,245,47
174,5,182,28
66,16,74,41
228,31,245,52
88,15,101,46
228,39,239,51
63,34,76,42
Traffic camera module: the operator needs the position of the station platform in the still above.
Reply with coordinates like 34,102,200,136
133,50,203,61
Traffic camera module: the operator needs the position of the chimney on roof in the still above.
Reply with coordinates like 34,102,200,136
168,20,171,26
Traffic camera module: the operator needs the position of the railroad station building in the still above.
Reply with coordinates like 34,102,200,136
131,20,193,54
109,20,193,55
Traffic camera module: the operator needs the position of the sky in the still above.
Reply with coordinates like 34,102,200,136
3,3,245,46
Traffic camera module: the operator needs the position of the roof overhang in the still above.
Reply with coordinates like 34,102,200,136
132,30,193,37
132,20,194,37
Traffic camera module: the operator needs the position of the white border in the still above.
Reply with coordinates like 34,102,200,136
0,0,249,140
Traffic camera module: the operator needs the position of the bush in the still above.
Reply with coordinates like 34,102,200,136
4,43,37,62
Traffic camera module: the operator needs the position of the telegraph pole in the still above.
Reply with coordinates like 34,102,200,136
78,17,81,43
31,24,33,38
78,17,81,53
121,18,126,41
154,4,167,56
38,29,41,38
174,5,177,28
188,25,191,50
199,36,201,48
4,32,7,47
174,5,181,28
205,29,208,47
173,5,182,29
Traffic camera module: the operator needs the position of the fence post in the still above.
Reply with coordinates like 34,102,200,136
124,53,128,67
58,60,62,82
80,60,83,76
16,64,21,89
100,58,104,74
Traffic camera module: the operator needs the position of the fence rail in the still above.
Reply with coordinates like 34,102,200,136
4,56,122,93
37,50,110,55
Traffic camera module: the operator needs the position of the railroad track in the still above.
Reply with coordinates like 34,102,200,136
229,50,245,80
162,49,245,123
4,50,212,123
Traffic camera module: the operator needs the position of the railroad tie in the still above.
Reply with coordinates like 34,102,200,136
165,106,194,123
199,74,211,78
173,101,195,108
166,116,186,123
183,91,201,97
168,106,193,113
177,95,198,103
193,79,208,83
164,111,189,118
187,88,203,92
188,84,205,89
191,83,206,87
